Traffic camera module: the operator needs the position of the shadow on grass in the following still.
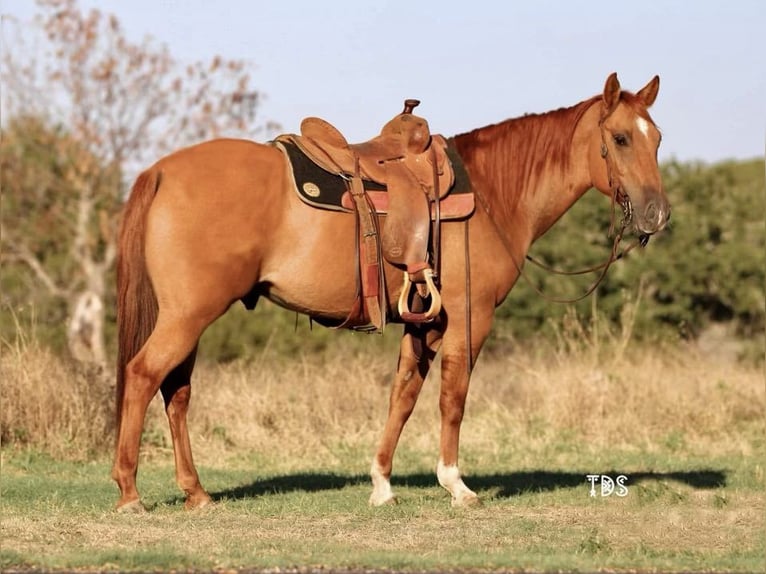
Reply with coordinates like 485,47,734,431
206,468,726,503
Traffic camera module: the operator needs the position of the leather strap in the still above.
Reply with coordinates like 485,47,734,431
336,156,386,330
430,144,442,282
464,219,472,375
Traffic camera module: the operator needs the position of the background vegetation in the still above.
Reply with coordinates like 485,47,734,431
1,1,763,368
1,1,763,572
1,314,763,571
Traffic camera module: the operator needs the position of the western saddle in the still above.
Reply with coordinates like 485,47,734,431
287,99,455,328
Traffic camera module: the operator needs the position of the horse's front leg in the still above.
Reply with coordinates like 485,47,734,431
436,350,479,506
369,323,443,506
436,315,492,507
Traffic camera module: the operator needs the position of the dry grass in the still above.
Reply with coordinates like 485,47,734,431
2,314,763,467
0,332,114,459
2,319,764,572
135,340,760,470
132,329,762,491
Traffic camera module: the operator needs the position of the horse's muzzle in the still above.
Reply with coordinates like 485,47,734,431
636,197,671,235
627,183,670,236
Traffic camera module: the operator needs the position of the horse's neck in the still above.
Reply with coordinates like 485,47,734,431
527,149,594,242
463,101,599,244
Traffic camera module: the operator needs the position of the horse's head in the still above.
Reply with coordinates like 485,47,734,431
588,73,671,239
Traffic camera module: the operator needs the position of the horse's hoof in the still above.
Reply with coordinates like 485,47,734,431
369,493,399,507
184,492,213,510
451,493,482,508
115,499,147,514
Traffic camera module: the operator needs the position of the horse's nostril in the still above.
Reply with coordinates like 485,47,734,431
644,202,658,222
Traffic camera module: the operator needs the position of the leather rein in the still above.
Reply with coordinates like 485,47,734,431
472,105,648,305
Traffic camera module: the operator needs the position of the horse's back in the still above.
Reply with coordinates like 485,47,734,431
149,137,287,224
155,138,283,191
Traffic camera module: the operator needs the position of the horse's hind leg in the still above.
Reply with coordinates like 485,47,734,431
112,314,208,511
369,323,443,506
160,345,211,509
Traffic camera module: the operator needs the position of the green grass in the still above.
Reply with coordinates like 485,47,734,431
2,444,763,572
2,331,763,572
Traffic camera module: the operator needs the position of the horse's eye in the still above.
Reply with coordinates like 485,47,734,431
613,133,629,147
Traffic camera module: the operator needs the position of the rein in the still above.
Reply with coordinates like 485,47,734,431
519,223,641,304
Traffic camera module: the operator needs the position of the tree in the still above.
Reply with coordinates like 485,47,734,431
634,159,765,339
1,0,275,363
1,115,121,359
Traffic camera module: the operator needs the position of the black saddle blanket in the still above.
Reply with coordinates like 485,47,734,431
275,139,472,213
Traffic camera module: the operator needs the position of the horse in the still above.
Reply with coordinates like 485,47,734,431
112,73,670,511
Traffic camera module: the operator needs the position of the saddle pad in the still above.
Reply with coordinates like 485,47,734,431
274,138,474,220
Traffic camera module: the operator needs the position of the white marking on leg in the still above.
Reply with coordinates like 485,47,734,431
369,459,396,506
437,459,479,506
636,117,650,138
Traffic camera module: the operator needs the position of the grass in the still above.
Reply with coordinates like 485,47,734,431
2,449,762,572
1,317,764,572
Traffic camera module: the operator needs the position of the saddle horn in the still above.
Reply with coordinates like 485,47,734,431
402,99,420,114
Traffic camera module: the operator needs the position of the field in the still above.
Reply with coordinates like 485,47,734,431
1,324,764,572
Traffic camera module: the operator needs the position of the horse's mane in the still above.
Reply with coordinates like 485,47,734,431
452,95,602,220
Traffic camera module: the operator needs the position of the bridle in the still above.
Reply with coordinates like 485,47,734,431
474,103,649,305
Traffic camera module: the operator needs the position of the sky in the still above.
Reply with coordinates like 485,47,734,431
3,0,765,163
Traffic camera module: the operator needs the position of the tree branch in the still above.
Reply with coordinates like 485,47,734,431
2,244,70,299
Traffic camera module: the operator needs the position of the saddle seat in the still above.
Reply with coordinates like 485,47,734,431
297,100,452,199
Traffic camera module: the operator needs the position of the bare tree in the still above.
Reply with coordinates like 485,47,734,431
1,0,276,364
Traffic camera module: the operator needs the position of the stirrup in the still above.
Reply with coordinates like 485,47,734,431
397,268,442,323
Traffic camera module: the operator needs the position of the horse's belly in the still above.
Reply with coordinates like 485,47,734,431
257,203,364,321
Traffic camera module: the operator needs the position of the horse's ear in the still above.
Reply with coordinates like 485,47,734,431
602,72,621,116
637,75,660,108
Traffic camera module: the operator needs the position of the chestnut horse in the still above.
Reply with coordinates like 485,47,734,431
112,73,670,511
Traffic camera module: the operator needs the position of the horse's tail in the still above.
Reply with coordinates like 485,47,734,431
115,168,161,428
